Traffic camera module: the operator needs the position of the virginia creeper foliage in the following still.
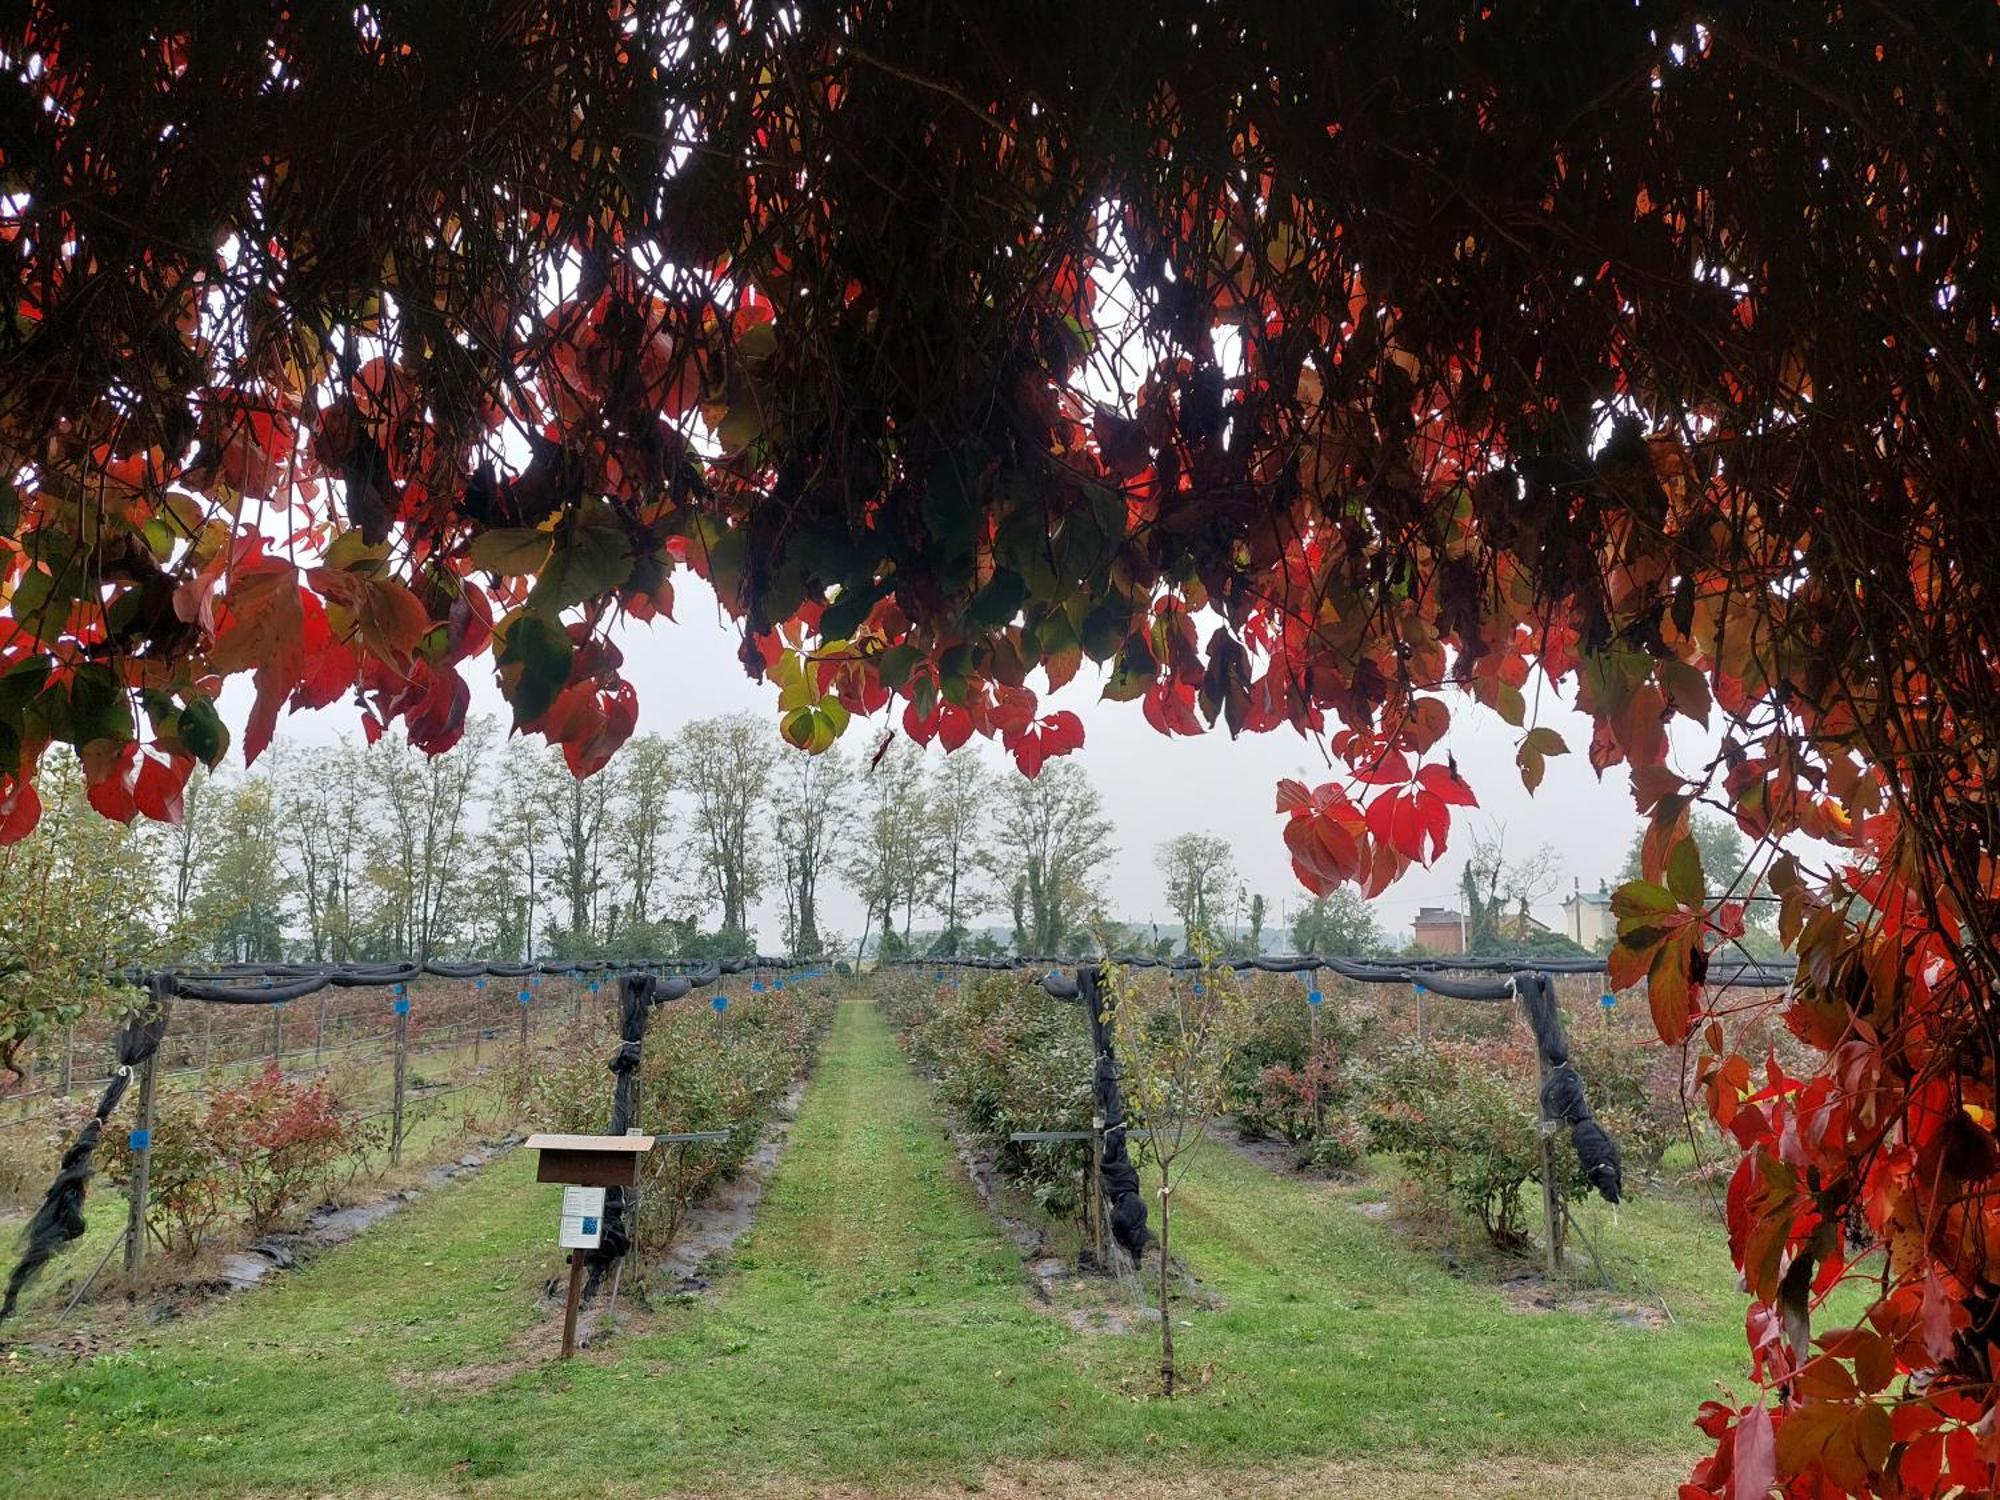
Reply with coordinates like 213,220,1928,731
2,6,1997,1491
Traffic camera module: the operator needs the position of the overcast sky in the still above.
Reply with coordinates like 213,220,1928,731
216,572,1688,954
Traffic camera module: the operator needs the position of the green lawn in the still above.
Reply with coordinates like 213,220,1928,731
0,995,1744,1497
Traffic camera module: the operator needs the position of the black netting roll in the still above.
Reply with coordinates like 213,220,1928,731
1077,966,1149,1260
1519,972,1622,1205
3,983,171,1320
583,973,658,1294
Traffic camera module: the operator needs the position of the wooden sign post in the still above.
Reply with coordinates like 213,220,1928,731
523,1133,656,1359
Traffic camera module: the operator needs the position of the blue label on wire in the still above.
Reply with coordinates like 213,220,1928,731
1600,992,1617,1009
394,997,410,1016
1308,989,1323,1007
774,977,784,989
751,980,764,992
582,1216,599,1235
474,978,485,990
518,990,532,1005
711,994,728,1013
128,1129,150,1151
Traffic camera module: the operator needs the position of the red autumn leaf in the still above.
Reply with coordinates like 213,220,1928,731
1415,761,1478,807
0,776,40,845
1730,1402,1775,1500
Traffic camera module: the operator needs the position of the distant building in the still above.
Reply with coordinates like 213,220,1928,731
1411,906,1468,953
1563,879,1616,951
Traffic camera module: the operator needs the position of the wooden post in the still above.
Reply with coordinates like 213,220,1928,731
519,988,532,1088
124,1034,162,1282
390,1001,410,1167
1417,987,1431,1050
201,1007,214,1075
315,992,327,1066
58,1024,73,1096
1536,1053,1563,1278
1087,1117,1107,1267
559,1250,586,1359
472,984,482,1068
270,1002,282,1064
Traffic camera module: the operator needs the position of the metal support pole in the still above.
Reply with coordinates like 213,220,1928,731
58,1024,73,1096
201,1007,213,1074
315,992,327,1066
270,1003,282,1064
124,1036,162,1282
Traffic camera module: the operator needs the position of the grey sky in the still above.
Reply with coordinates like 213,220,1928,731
219,574,1662,952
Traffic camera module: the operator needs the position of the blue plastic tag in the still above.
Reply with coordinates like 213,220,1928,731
1192,980,1205,996
1600,992,1617,1010
751,979,764,993
128,1129,150,1151
393,997,411,1016
474,978,485,991
711,994,729,1013
581,1216,599,1235
518,989,532,1005
1413,981,1427,994
1307,989,1323,1007
588,981,599,994
774,976,785,989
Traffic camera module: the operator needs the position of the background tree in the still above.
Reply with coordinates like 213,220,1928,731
1244,892,1268,955
613,733,675,934
1291,890,1384,957
926,752,989,956
363,722,491,961
846,744,936,965
0,753,162,1085
189,774,292,962
677,713,776,940
1155,832,1238,950
1458,832,1563,953
992,762,1113,956
772,744,851,958
272,742,363,963
539,746,613,955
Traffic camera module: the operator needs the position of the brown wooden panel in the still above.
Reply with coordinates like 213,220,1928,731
534,1148,642,1188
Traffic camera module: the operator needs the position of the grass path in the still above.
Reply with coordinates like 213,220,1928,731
0,995,1736,1496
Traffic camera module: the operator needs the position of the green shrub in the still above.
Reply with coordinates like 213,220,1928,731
107,1067,370,1250
526,981,837,1256
881,971,1094,1217
1360,1041,1589,1252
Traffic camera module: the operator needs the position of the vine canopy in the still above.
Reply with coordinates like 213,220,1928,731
3,6,2000,1493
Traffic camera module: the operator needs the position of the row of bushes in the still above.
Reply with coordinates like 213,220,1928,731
881,966,1701,1255
880,970,1096,1220
525,980,838,1258
102,1066,382,1258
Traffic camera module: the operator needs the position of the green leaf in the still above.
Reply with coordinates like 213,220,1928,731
820,582,883,641
529,524,633,615
1610,879,1678,928
64,664,133,747
176,694,231,767
968,568,1027,629
497,614,573,727
467,527,554,576
1667,835,1707,907
873,643,922,690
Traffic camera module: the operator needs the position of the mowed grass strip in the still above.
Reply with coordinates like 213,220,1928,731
0,995,1741,1497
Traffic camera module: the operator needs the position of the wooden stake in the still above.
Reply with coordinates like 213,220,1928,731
124,1037,161,1282
390,1006,410,1167
559,1251,586,1359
